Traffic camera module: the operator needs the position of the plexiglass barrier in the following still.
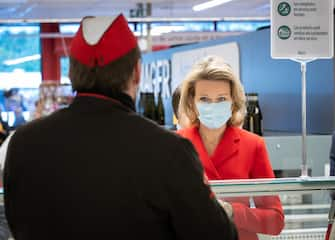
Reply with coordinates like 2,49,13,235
210,176,335,240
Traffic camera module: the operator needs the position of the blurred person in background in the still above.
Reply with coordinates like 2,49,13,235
12,107,26,129
0,109,10,146
3,89,26,114
177,56,284,240
3,15,237,240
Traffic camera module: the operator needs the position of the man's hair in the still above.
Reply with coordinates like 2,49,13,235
172,86,181,119
69,46,141,94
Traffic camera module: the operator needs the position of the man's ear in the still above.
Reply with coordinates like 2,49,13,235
134,60,141,85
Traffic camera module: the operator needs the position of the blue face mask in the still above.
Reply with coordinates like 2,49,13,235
196,101,232,129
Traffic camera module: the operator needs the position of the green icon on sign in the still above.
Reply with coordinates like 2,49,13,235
278,2,291,16
278,25,291,40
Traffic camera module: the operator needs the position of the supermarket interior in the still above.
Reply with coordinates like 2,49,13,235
0,0,334,239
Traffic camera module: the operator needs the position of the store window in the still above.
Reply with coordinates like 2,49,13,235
217,21,270,32
59,23,79,34
59,24,77,84
133,22,214,36
60,57,70,84
151,22,214,35
0,24,41,126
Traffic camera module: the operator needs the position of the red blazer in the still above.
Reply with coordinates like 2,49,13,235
178,126,285,240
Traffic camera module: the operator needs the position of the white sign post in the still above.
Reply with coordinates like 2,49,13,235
271,0,333,177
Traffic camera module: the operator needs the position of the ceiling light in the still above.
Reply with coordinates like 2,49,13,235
193,0,233,11
3,54,40,66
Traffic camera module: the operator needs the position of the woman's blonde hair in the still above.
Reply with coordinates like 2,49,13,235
179,56,246,127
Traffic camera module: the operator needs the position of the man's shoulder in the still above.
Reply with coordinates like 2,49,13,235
12,109,68,138
130,114,187,144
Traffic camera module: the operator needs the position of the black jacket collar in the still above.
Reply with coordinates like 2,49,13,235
76,91,136,112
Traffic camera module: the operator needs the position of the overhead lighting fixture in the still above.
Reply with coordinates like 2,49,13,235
193,0,233,11
3,54,40,66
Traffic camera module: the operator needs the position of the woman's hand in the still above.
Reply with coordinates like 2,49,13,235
218,199,234,219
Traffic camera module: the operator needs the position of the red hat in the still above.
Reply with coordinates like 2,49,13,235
70,14,138,67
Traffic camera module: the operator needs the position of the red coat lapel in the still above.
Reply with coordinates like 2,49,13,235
211,126,240,169
192,128,222,180
177,126,241,180
178,127,220,179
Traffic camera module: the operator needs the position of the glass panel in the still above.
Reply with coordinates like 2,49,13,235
59,23,79,34
0,24,41,128
134,22,214,36
210,177,335,239
264,135,331,178
60,23,135,34
0,24,40,73
217,21,270,32
151,22,214,32
60,57,70,84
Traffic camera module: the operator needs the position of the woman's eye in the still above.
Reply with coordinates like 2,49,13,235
217,97,226,102
199,97,210,102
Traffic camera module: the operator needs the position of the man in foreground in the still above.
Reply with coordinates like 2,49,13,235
4,14,237,240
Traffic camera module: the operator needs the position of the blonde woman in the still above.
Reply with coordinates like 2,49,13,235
177,56,284,240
